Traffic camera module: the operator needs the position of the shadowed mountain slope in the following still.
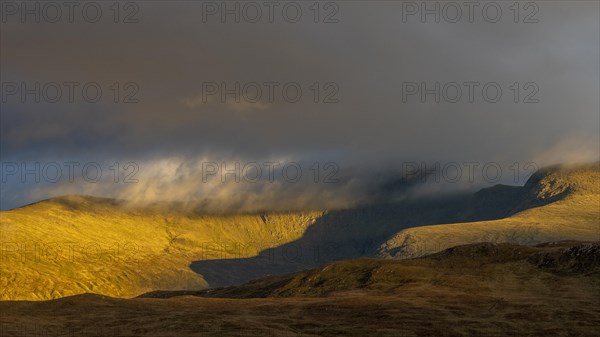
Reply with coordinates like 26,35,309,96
142,241,600,299
191,164,599,287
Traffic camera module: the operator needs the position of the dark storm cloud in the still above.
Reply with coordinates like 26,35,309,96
1,1,598,210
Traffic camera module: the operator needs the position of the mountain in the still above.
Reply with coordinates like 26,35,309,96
0,196,321,300
1,163,598,300
379,164,599,258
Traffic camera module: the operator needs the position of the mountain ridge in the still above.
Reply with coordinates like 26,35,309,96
379,163,599,259
1,162,598,300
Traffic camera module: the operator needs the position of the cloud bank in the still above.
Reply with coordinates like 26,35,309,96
1,1,598,211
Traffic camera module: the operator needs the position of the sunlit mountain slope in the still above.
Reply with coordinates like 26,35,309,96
379,164,600,258
0,196,320,300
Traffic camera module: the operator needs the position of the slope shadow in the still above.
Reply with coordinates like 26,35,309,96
190,183,530,288
190,172,569,288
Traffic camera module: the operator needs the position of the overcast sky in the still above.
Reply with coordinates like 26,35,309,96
1,1,598,211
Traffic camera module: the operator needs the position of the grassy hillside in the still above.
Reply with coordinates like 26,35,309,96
141,241,600,299
0,187,511,299
3,241,598,337
0,196,320,300
1,163,597,300
379,164,600,258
